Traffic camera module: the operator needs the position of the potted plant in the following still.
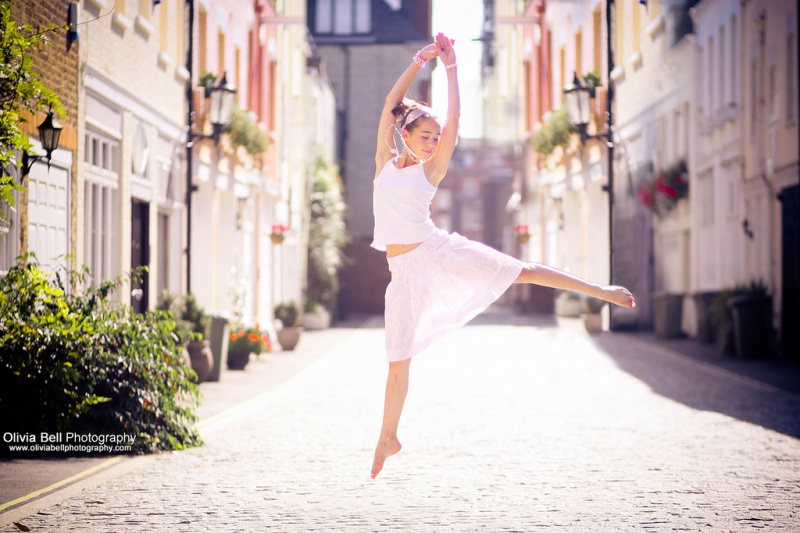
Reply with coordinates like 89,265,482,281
727,281,776,359
581,296,605,334
554,290,582,317
302,299,331,330
275,301,302,351
180,293,213,382
227,325,264,370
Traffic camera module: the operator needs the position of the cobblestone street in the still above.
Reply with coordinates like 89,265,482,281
3,312,800,531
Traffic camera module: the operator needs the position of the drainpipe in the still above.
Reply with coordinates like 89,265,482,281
185,0,195,294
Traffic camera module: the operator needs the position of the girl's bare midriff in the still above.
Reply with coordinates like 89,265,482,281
386,242,422,257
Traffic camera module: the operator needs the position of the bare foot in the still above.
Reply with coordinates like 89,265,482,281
371,437,402,479
602,286,637,309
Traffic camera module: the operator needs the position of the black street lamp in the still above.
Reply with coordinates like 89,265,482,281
184,71,237,294
189,72,237,146
563,72,610,146
22,110,63,176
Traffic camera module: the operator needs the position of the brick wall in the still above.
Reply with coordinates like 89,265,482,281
10,0,80,264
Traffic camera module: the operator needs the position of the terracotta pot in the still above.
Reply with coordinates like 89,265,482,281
186,340,214,382
276,327,303,351
582,313,603,335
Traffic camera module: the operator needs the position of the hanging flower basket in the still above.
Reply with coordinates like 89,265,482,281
271,224,288,244
515,223,531,244
637,160,689,218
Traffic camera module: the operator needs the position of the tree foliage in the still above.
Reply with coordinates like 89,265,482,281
0,1,64,225
306,156,347,310
531,107,576,156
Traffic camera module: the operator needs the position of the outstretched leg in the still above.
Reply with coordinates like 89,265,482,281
371,358,411,479
515,263,636,309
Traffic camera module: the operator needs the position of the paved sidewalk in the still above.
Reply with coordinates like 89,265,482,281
621,329,800,395
2,310,799,531
0,316,371,512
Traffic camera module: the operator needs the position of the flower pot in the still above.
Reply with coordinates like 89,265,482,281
277,326,303,351
227,349,250,370
206,316,229,381
728,295,774,359
582,313,603,334
654,292,683,338
303,308,331,330
693,291,717,344
186,340,214,382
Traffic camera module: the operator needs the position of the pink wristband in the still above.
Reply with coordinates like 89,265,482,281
445,63,458,70
413,52,428,68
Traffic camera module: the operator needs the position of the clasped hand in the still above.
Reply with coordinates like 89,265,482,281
418,32,456,65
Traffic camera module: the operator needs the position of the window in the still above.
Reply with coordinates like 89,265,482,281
198,8,208,73
218,31,226,74
751,60,757,138
138,0,149,20
616,0,625,60
788,33,797,123
175,1,184,60
707,37,714,117
84,130,121,288
234,46,241,104
769,64,777,122
631,0,641,52
719,26,725,111
314,0,371,35
575,31,582,75
593,8,602,73
159,1,168,51
731,15,737,105
0,184,19,273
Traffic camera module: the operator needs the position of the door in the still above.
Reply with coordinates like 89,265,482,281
782,185,799,357
131,200,150,313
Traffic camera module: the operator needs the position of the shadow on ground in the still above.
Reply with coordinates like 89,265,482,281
590,334,800,440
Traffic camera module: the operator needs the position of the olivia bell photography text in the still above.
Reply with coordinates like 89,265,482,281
2,431,137,455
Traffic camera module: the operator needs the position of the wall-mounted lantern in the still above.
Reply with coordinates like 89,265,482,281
22,111,63,176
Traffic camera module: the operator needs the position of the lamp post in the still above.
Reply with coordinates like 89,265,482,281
184,69,237,294
562,0,615,328
21,111,63,176
184,1,238,296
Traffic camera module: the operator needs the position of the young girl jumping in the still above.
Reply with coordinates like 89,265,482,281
370,33,636,479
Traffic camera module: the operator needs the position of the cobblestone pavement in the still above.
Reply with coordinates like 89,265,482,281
3,312,800,531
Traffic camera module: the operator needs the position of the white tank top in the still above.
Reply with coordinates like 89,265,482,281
371,159,438,251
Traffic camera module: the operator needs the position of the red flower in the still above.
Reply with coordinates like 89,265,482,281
230,332,238,341
248,333,260,342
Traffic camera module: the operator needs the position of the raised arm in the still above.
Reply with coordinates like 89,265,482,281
375,43,440,174
424,33,459,186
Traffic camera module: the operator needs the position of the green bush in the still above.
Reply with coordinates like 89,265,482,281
0,257,202,454
532,107,576,156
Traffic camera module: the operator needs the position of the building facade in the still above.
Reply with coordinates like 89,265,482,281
308,0,433,314
2,1,80,274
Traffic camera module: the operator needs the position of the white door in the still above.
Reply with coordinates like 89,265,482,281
27,162,70,270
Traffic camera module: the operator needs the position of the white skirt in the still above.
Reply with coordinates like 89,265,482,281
384,229,524,361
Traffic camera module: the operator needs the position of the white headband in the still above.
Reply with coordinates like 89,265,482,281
401,106,436,130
